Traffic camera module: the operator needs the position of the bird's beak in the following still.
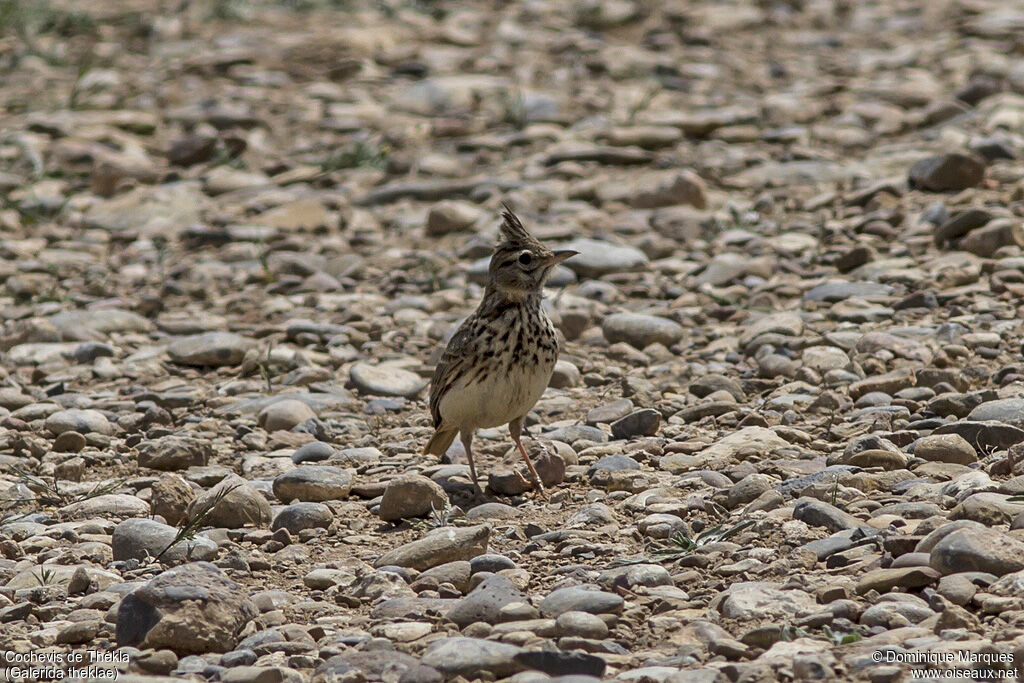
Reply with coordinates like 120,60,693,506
549,250,578,265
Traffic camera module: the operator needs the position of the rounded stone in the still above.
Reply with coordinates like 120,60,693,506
271,502,333,534
538,585,624,618
914,434,978,465
378,474,449,521
112,517,217,564
258,399,316,432
610,409,661,439
292,441,335,464
167,332,254,367
273,466,351,502
555,611,609,639
470,554,517,574
45,409,112,436
53,430,88,453
602,314,683,349
350,362,428,398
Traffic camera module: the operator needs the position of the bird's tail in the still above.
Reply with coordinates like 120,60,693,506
423,428,458,456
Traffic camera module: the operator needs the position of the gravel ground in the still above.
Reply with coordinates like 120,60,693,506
2,0,1024,681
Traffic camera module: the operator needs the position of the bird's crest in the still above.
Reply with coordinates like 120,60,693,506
498,203,544,250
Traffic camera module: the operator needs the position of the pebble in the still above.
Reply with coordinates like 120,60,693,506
908,153,986,191
610,409,661,439
538,585,624,618
557,238,648,278
270,502,333,534
258,399,316,432
273,466,351,502
349,362,428,398
291,441,335,464
374,525,490,570
420,637,523,679
446,574,527,627
378,474,449,521
187,474,271,529
44,409,112,436
112,517,217,564
167,332,255,367
602,314,684,349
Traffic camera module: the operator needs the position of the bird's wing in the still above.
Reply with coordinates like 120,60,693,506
428,317,481,428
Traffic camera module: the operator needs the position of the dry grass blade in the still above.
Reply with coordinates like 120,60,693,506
2,465,126,507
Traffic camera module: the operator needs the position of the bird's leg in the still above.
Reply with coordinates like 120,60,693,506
509,418,546,497
460,431,483,497
522,423,552,458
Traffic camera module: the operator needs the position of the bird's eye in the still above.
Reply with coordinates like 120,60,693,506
518,252,533,266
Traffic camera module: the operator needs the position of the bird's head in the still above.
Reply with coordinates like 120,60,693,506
487,206,577,300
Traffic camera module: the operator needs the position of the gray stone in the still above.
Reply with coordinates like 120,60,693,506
273,466,351,502
116,562,258,654
44,409,112,436
113,518,217,565
803,281,894,302
557,238,648,278
187,474,270,529
138,436,212,471
59,494,150,521
610,409,661,439
446,574,526,627
714,581,818,621
349,362,428,398
538,585,624,618
602,314,683,349
929,526,1024,576
291,441,335,464
966,399,1024,428
374,524,490,570
587,399,635,426
270,502,332,534
167,333,254,367
379,474,449,521
792,498,862,532
420,637,523,679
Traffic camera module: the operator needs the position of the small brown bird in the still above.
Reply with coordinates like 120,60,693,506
423,207,577,495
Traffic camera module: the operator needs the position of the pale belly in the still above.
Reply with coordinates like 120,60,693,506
438,358,554,431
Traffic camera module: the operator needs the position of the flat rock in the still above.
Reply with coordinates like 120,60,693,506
602,314,683,349
59,493,150,521
966,399,1024,428
929,526,1024,576
446,574,526,627
167,332,254,367
44,409,112,436
538,585,624,618
349,362,428,398
273,466,351,502
714,581,818,621
855,567,941,595
420,637,523,679
112,518,217,564
557,237,648,278
374,524,490,570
